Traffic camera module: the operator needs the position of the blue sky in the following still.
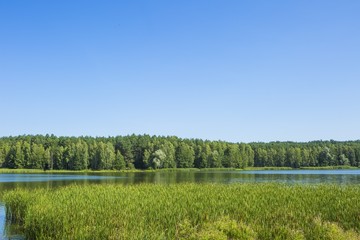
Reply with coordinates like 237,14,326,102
1,1,359,142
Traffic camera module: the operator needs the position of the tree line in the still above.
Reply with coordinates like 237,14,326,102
0,135,359,170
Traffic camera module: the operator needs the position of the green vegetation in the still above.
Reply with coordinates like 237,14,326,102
4,183,360,239
244,166,359,171
1,135,360,171
243,167,293,171
0,168,144,174
0,166,357,175
0,167,239,174
300,166,359,170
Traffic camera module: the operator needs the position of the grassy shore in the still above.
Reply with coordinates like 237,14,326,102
244,166,359,171
299,166,359,170
4,183,360,239
0,167,239,174
243,167,294,171
0,168,145,174
0,166,357,174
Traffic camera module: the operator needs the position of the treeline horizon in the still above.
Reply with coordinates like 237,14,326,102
0,134,360,170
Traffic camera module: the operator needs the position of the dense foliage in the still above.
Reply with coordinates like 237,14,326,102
0,135,360,170
4,183,360,239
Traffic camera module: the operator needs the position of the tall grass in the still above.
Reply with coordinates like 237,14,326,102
1,166,356,174
243,167,293,170
0,168,235,174
0,168,144,174
299,166,359,170
244,166,359,170
4,183,360,239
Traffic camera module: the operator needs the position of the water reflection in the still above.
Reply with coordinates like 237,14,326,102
0,173,124,183
0,202,5,239
1,170,360,195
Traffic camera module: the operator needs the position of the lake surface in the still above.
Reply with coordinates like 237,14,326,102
1,169,360,239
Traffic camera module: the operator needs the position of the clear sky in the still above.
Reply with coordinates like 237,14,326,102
1,1,359,142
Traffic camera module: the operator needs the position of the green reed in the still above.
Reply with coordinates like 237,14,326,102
4,183,360,239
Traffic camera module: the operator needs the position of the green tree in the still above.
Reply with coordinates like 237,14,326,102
239,144,254,168
293,147,302,168
29,144,47,169
345,147,356,166
43,148,51,170
94,142,115,170
274,147,286,167
150,149,166,169
339,154,350,166
286,147,302,168
208,150,222,168
194,144,211,168
103,142,115,169
113,150,126,170
309,148,318,166
176,143,195,168
22,141,31,168
15,142,25,168
301,149,310,167
255,148,268,167
3,142,25,169
52,146,65,170
88,142,99,170
161,141,176,168
142,149,152,168
223,145,241,168
69,140,89,170
0,144,6,167
116,138,134,169
62,144,75,170
318,147,334,166
4,146,16,168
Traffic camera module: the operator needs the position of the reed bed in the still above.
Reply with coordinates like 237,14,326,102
243,167,293,171
4,183,360,239
0,168,235,174
299,166,359,170
0,168,143,174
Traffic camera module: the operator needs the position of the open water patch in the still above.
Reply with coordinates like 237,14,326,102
0,202,25,240
0,174,123,183
0,202,5,239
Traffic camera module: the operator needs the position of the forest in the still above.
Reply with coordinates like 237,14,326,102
0,135,359,170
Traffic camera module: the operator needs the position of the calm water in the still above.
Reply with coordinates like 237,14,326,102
1,169,360,239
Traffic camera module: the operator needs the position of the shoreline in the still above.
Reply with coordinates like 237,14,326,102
0,166,358,174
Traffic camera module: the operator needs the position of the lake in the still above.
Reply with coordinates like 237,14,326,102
1,169,360,239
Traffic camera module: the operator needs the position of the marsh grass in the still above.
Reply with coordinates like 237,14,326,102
243,167,293,171
1,166,356,175
0,168,236,174
0,168,144,174
4,183,360,239
243,166,359,171
299,166,359,170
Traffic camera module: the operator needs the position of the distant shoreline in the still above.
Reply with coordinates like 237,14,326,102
0,166,358,174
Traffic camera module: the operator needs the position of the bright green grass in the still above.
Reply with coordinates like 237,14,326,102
243,167,294,170
299,166,359,170
0,168,144,174
244,166,359,171
4,183,360,240
0,166,357,174
0,168,237,174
